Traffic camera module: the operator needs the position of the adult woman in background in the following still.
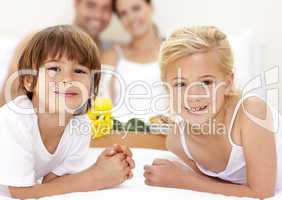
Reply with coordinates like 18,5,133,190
102,0,168,123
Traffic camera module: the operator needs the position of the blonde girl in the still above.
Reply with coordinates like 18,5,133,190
144,26,282,198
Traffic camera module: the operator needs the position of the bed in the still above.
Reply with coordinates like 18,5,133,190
1,148,281,199
34,148,257,200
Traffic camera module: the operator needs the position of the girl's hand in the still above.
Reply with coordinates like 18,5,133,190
144,159,196,188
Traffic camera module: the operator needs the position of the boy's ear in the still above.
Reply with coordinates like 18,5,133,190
23,76,34,92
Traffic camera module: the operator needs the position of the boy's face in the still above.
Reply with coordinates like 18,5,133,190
31,56,92,115
165,52,233,125
74,0,113,39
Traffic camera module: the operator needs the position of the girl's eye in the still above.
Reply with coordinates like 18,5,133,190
74,69,87,74
173,82,186,88
201,80,213,86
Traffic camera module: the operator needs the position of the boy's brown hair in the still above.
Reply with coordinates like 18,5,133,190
17,25,101,110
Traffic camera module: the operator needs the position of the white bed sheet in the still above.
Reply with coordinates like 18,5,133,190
1,148,280,200
40,148,255,200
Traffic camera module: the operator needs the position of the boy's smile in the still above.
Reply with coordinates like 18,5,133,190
54,90,79,98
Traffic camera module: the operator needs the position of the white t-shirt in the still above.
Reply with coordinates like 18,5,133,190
0,95,92,197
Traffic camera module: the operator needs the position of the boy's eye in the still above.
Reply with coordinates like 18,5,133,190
173,82,186,88
74,69,87,74
47,66,60,72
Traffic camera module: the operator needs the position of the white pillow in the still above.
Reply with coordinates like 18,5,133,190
228,30,264,90
0,37,20,89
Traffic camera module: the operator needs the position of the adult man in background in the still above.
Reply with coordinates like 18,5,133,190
0,0,114,106
74,0,114,51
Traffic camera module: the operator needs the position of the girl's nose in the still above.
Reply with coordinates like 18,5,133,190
185,83,209,102
187,83,207,95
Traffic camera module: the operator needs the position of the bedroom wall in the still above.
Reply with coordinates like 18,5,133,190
0,0,281,111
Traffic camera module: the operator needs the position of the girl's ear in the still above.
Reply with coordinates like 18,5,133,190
224,72,234,95
23,76,34,92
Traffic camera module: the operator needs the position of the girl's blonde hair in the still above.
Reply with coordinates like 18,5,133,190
159,26,234,81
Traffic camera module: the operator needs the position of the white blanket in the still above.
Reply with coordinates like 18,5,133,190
2,148,280,200
41,148,254,200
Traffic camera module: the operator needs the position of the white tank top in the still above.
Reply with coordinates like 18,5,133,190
178,94,282,193
112,46,168,123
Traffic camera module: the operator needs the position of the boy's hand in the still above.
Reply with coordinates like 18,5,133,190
102,144,135,169
105,144,133,157
86,152,132,190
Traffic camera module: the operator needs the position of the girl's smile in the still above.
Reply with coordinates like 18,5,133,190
166,52,233,125
184,104,209,115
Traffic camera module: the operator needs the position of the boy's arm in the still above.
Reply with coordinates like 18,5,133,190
42,172,60,184
9,169,100,199
9,145,134,199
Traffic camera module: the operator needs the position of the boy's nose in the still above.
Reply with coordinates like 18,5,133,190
61,74,73,85
62,80,72,85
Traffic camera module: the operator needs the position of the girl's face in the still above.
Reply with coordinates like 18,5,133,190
165,52,233,125
30,56,92,115
116,0,153,38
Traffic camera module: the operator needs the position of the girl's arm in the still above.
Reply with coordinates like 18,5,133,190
145,97,277,199
144,159,266,198
176,170,266,198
